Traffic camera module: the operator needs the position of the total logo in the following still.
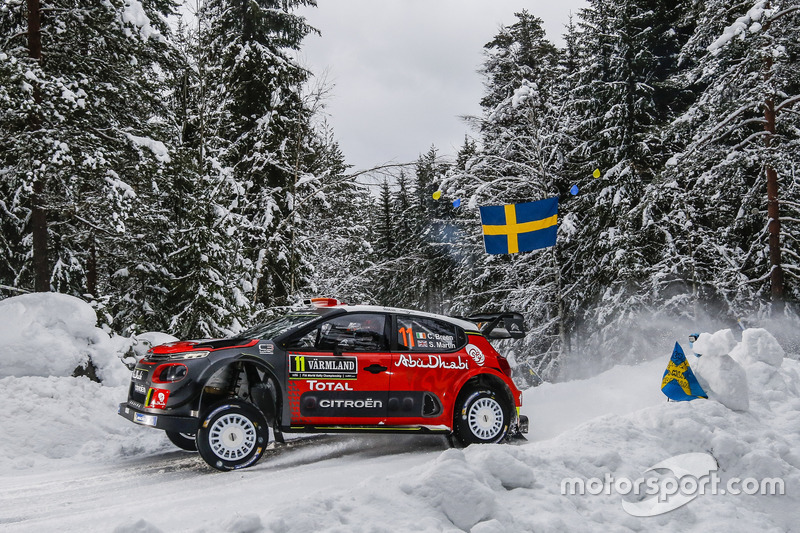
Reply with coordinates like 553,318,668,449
306,380,353,391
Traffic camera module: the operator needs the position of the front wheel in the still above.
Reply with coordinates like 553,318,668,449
453,388,510,446
196,400,269,471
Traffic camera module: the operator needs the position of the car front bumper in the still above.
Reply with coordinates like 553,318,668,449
118,403,199,433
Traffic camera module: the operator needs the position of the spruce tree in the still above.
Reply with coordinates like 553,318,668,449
657,0,800,317
0,0,179,310
199,0,317,310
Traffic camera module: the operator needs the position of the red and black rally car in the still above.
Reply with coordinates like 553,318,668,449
118,300,529,470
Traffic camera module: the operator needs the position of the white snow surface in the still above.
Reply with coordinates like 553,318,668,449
122,0,160,41
0,293,131,385
708,0,769,53
124,132,171,163
0,294,798,532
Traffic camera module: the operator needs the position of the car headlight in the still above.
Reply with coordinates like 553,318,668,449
170,351,210,360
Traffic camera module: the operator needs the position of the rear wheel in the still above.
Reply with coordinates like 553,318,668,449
453,388,510,446
196,400,269,471
165,431,197,452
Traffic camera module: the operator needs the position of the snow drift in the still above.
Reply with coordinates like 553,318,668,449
0,293,798,532
0,293,130,384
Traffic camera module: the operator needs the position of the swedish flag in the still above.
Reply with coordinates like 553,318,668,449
661,342,707,401
479,197,558,254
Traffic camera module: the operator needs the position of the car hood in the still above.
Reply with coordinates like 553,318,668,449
151,338,258,354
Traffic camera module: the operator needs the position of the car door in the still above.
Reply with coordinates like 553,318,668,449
389,314,469,425
284,312,392,426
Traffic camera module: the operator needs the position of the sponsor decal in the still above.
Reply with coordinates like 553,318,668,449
134,412,158,426
466,344,485,366
258,343,274,355
134,383,147,395
395,354,469,370
299,391,387,417
132,368,147,381
147,388,170,409
319,398,382,409
306,380,354,391
290,355,357,379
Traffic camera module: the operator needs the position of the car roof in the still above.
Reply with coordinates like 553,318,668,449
316,304,480,333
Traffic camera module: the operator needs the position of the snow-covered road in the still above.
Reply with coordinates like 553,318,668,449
1,434,449,532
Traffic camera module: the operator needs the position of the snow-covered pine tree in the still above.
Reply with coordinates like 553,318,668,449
302,132,375,306
0,0,179,311
138,12,254,339
412,146,457,313
440,11,568,380
657,0,800,318
198,0,317,310
558,0,696,356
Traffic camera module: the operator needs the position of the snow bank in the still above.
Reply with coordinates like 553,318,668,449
690,328,789,412
0,293,132,385
0,377,169,471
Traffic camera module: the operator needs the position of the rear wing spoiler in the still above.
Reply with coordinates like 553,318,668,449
463,312,526,339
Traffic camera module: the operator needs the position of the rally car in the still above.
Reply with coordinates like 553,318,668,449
118,299,529,471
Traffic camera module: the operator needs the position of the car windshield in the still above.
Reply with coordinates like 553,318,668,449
238,313,319,340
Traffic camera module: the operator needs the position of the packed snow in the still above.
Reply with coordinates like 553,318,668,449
0,294,798,532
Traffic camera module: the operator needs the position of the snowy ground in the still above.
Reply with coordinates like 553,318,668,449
1,294,798,532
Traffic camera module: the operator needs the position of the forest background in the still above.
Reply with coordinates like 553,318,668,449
2,0,799,383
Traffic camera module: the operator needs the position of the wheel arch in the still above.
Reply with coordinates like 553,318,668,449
452,370,515,421
197,355,282,425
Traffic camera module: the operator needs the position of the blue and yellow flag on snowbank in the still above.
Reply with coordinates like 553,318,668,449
479,197,558,254
661,342,707,401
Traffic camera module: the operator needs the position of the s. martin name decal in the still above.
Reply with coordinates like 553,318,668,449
289,355,358,379
395,354,469,370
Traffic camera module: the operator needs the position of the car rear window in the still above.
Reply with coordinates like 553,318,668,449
396,316,465,352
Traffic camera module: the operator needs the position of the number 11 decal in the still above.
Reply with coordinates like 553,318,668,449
398,327,415,349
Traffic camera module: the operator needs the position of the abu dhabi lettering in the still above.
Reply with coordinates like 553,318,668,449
396,354,469,370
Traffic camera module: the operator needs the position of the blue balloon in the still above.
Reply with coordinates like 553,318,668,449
570,184,579,195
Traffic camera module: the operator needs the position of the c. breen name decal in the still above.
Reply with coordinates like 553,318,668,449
395,354,469,370
290,355,357,379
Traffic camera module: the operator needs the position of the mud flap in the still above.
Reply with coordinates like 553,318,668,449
508,414,529,443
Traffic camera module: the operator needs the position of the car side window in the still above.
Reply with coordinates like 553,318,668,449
288,313,388,352
396,316,464,352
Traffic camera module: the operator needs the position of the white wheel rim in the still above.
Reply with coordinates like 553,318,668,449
208,413,257,461
468,397,504,440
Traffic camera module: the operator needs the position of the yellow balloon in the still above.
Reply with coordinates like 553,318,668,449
432,190,442,200
593,168,601,178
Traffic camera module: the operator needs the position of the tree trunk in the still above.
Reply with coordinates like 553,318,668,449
27,0,49,292
763,52,784,312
